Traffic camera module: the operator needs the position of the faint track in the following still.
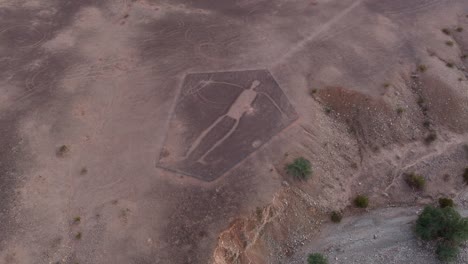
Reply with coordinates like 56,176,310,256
274,0,363,65
368,0,445,16
0,25,47,48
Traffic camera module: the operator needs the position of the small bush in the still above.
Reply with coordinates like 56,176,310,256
383,82,391,88
286,157,312,180
446,62,454,68
441,28,451,35
418,64,427,72
463,168,468,184
445,40,454,46
310,89,318,95
73,216,81,223
307,253,328,264
424,133,437,144
417,97,425,107
405,173,426,190
56,145,69,157
354,195,369,208
436,241,459,262
396,107,405,115
331,211,342,223
423,120,431,128
456,27,463,32
439,198,454,208
80,167,88,175
324,106,332,114
75,232,82,240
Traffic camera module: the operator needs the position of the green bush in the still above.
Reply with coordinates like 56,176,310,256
436,241,459,262
439,198,454,208
415,206,468,242
354,195,369,208
307,253,328,264
405,173,426,190
286,157,312,180
331,211,342,223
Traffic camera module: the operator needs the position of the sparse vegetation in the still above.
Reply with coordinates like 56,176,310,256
331,211,342,223
396,107,405,115
456,27,463,32
415,206,468,262
445,40,454,47
80,167,88,175
439,198,454,208
75,232,82,240
463,167,468,184
418,64,427,72
383,82,391,88
56,145,69,157
307,253,328,264
73,216,81,224
441,28,451,35
436,241,459,262
286,157,312,180
424,133,437,144
405,173,426,190
354,195,369,208
423,120,431,128
446,62,454,68
417,97,424,106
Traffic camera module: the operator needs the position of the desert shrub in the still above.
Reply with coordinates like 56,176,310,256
456,27,463,32
307,253,328,264
418,64,427,72
396,107,405,115
445,40,454,46
439,198,454,208
405,173,426,190
423,120,431,128
286,157,312,180
424,133,437,144
331,211,342,223
446,62,454,68
56,145,69,157
415,206,468,243
354,195,369,208
436,241,459,262
463,168,468,184
441,28,451,35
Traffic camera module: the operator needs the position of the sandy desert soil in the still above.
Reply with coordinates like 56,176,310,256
0,0,468,264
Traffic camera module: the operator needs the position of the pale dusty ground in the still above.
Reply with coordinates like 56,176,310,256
0,0,468,264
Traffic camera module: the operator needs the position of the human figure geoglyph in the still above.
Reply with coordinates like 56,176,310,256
185,79,287,164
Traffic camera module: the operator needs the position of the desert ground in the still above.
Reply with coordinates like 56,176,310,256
0,0,468,263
